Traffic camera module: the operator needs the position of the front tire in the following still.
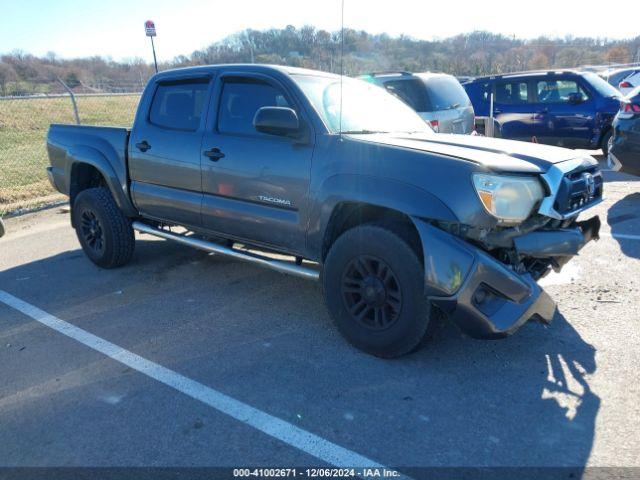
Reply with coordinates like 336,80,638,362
72,187,135,268
322,225,431,358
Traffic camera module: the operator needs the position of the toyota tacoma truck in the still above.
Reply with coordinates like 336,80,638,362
46,65,602,358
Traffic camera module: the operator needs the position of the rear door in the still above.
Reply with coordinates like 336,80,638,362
532,77,594,148
129,76,212,226
492,79,534,141
199,73,314,253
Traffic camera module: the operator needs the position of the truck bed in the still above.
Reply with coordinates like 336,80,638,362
46,124,130,198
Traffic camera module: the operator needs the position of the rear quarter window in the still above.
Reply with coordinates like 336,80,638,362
495,81,529,104
149,80,209,131
423,76,471,111
381,79,431,112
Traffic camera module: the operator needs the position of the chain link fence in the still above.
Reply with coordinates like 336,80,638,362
0,92,141,215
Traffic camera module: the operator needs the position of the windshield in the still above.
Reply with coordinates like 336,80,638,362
422,76,472,111
583,72,622,98
292,74,432,134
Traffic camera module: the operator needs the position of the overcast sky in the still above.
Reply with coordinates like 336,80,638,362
2,0,638,62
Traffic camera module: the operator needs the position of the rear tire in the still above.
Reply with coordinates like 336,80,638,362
72,187,135,268
322,224,432,358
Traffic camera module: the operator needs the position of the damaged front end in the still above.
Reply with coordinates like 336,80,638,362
463,214,601,281
413,157,603,339
513,215,601,277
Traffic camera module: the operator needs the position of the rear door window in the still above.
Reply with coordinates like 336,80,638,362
149,80,209,131
381,79,430,112
495,81,529,104
536,79,589,104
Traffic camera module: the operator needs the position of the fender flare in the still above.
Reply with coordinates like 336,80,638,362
307,174,458,258
65,144,137,217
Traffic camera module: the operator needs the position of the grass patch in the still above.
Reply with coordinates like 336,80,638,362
0,94,140,213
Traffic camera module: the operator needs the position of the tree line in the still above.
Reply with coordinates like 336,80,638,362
2,26,639,96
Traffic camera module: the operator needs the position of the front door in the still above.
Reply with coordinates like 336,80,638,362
200,74,314,253
129,77,211,226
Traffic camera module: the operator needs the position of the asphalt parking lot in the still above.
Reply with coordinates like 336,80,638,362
1,162,639,477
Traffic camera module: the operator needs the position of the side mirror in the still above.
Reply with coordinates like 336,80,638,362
567,92,584,104
253,107,300,136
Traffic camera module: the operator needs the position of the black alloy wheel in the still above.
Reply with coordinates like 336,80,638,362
341,255,402,330
322,224,433,358
79,209,105,255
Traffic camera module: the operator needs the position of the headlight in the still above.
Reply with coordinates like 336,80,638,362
472,173,545,225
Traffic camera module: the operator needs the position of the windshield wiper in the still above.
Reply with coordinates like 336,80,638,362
340,130,388,134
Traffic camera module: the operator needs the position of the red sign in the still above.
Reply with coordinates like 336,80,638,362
145,20,156,37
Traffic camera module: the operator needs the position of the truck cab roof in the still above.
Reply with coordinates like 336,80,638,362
150,64,341,82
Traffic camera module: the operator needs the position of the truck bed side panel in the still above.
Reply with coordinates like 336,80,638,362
47,124,137,216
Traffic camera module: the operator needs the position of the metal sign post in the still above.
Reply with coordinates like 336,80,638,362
145,20,158,73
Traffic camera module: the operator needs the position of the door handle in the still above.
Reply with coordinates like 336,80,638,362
493,108,502,114
135,140,151,152
204,148,225,161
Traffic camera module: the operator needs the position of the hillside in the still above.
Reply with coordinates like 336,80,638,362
1,26,639,96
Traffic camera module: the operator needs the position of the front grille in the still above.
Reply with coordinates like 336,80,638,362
553,165,603,215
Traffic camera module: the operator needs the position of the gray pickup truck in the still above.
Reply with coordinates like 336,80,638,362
46,64,602,358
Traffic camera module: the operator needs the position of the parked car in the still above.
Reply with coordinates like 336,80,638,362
464,69,622,154
47,65,602,358
359,71,474,134
600,67,640,95
609,86,640,176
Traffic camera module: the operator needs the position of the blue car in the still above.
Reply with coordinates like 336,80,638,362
463,70,622,154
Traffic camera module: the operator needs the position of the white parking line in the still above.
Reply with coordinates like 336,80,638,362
604,232,640,241
0,289,385,469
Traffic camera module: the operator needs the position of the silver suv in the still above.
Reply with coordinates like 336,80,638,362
360,71,475,134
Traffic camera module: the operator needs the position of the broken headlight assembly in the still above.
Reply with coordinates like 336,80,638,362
473,173,545,226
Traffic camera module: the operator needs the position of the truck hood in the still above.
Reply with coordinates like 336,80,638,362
350,132,586,173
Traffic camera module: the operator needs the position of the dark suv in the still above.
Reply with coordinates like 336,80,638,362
464,70,622,154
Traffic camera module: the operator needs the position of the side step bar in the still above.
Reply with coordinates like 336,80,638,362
132,221,320,281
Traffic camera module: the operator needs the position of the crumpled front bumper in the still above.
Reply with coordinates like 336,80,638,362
412,218,599,339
